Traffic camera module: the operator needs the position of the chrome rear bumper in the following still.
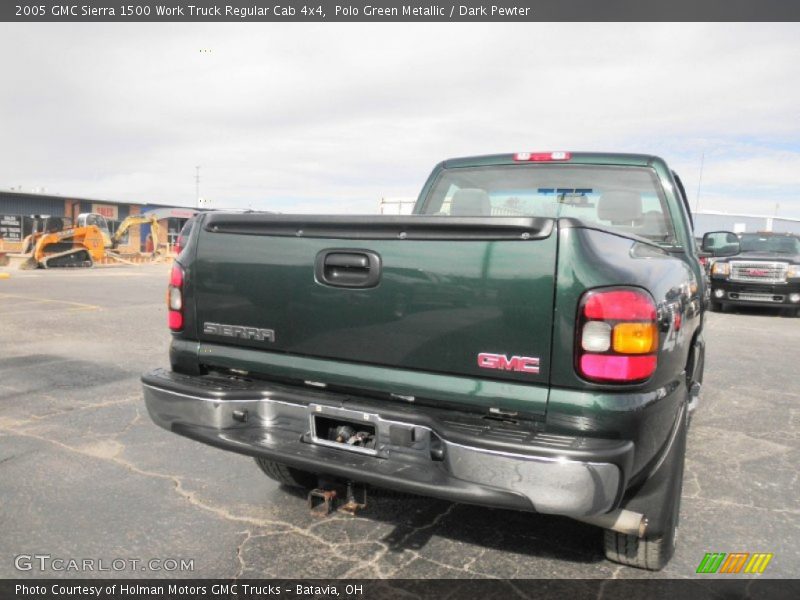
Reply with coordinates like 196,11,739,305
142,369,631,518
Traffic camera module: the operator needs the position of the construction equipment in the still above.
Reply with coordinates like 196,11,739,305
108,214,162,255
18,215,101,269
17,213,161,269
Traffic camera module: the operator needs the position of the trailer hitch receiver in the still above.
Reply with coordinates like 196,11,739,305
307,481,367,517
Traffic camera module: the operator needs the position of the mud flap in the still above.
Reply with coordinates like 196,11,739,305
687,333,705,415
618,404,688,538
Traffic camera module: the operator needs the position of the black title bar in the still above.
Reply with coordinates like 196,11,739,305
5,0,800,22
3,579,800,600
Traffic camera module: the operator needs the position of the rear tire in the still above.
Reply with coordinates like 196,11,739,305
603,497,679,570
254,457,317,489
603,407,687,570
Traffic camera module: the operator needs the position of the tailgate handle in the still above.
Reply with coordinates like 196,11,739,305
315,249,382,288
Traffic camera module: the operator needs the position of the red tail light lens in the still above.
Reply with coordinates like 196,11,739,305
170,263,183,287
168,263,184,331
168,310,183,330
513,151,571,162
583,290,657,321
577,287,658,383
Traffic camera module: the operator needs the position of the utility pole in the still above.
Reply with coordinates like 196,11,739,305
195,166,201,207
694,150,705,214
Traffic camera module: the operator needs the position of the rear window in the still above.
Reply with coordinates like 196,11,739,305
419,165,676,244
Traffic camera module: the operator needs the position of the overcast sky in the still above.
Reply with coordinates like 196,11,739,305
2,23,800,217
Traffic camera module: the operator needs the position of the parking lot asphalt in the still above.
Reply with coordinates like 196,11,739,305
0,264,798,580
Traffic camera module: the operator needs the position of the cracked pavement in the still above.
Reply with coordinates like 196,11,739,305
0,265,798,579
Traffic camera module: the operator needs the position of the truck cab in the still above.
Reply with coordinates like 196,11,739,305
76,213,113,247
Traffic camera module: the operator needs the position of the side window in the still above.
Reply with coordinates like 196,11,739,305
93,215,110,233
86,214,106,228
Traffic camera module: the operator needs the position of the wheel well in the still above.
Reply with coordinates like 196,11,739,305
685,330,705,388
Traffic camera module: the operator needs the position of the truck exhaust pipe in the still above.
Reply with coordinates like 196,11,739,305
573,509,647,538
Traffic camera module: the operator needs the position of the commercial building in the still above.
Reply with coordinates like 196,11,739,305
0,190,198,253
692,210,800,237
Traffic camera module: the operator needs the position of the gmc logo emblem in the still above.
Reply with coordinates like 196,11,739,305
747,268,768,276
477,353,540,374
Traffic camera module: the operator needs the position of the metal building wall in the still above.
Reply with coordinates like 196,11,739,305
772,219,800,235
0,194,65,216
693,213,800,236
693,214,765,236
1,192,185,254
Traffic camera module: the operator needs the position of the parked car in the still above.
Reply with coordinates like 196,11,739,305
143,151,707,570
704,231,800,315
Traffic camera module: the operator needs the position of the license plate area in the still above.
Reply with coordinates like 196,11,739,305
309,404,380,456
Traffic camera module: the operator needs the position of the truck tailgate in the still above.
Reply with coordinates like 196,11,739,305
192,214,556,406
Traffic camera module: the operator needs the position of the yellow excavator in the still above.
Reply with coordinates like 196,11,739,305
18,213,161,269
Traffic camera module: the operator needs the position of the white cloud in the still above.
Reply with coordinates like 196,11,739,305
1,23,800,217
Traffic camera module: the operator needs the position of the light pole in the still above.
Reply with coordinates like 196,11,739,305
195,166,201,207
694,150,705,214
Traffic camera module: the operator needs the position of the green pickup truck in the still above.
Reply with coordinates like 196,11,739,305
143,152,710,570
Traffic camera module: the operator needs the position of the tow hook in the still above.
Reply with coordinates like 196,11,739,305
307,481,368,517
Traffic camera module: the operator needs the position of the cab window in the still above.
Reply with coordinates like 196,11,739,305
420,165,676,245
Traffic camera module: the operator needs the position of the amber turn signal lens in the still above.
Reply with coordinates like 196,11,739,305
612,322,657,354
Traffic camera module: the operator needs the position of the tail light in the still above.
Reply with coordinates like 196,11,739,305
576,288,658,383
174,236,184,255
167,263,184,331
